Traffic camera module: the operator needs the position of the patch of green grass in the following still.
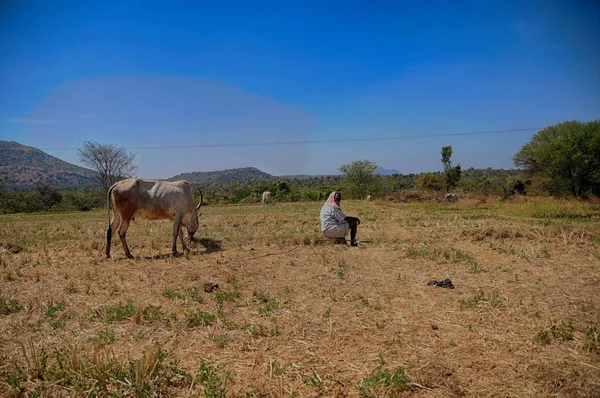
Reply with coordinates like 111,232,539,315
162,287,187,300
50,316,68,330
406,245,478,266
534,329,552,345
357,366,411,397
194,360,227,398
270,360,292,376
435,247,478,265
44,300,65,318
185,311,216,328
459,290,503,309
0,296,23,315
188,286,204,304
105,302,135,323
0,343,192,396
533,320,575,345
334,268,345,279
209,333,229,348
551,320,574,341
248,324,280,337
405,245,429,259
585,326,599,346
254,292,281,316
302,370,324,388
489,243,518,256
142,304,165,323
214,281,241,305
91,328,116,346
512,199,599,220
1,361,28,392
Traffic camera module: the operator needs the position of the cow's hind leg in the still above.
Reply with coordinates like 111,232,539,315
118,218,134,259
106,211,121,258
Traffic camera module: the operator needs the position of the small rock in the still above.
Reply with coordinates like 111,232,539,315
203,282,219,293
427,278,455,289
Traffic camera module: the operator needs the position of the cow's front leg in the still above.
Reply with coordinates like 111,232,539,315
178,227,188,253
171,217,183,256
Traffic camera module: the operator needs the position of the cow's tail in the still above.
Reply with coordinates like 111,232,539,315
106,184,116,257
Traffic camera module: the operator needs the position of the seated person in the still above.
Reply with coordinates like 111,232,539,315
320,191,360,247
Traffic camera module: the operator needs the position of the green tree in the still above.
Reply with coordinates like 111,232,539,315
507,177,528,196
339,160,378,199
441,146,462,193
274,180,291,201
513,120,600,197
415,172,445,192
35,184,63,209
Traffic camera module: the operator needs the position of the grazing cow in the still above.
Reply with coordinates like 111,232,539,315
261,191,271,205
444,193,459,202
366,195,373,201
106,179,203,259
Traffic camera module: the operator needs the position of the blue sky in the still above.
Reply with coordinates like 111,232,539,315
1,0,599,177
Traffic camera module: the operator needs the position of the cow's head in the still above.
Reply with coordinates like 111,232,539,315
186,189,204,240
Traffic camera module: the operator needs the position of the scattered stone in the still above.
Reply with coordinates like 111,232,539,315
203,282,219,293
431,324,439,330
427,279,455,289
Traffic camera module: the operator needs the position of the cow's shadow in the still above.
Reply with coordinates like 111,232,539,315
144,253,176,260
193,237,223,254
137,238,223,260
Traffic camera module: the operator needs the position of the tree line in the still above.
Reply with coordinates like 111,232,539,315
1,120,598,214
0,167,524,214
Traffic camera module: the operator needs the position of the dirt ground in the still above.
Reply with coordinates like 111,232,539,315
1,198,599,397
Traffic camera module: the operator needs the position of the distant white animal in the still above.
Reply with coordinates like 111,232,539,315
366,195,373,201
261,191,271,205
106,179,203,259
444,193,459,202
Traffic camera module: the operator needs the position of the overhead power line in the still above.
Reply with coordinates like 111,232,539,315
4,127,543,151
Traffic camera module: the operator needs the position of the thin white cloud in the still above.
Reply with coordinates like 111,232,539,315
3,118,74,124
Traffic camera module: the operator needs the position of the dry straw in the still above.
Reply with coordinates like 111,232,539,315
0,198,599,396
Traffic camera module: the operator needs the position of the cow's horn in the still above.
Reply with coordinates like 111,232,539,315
197,188,204,210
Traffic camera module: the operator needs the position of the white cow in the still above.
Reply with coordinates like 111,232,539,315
261,191,271,205
444,193,459,202
106,179,203,259
366,195,373,201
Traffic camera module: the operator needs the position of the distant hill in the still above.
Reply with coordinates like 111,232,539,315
0,141,99,189
168,167,276,184
375,166,400,175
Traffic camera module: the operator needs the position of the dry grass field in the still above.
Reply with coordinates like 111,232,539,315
1,197,599,397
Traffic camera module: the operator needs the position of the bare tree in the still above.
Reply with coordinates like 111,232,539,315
78,141,138,192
